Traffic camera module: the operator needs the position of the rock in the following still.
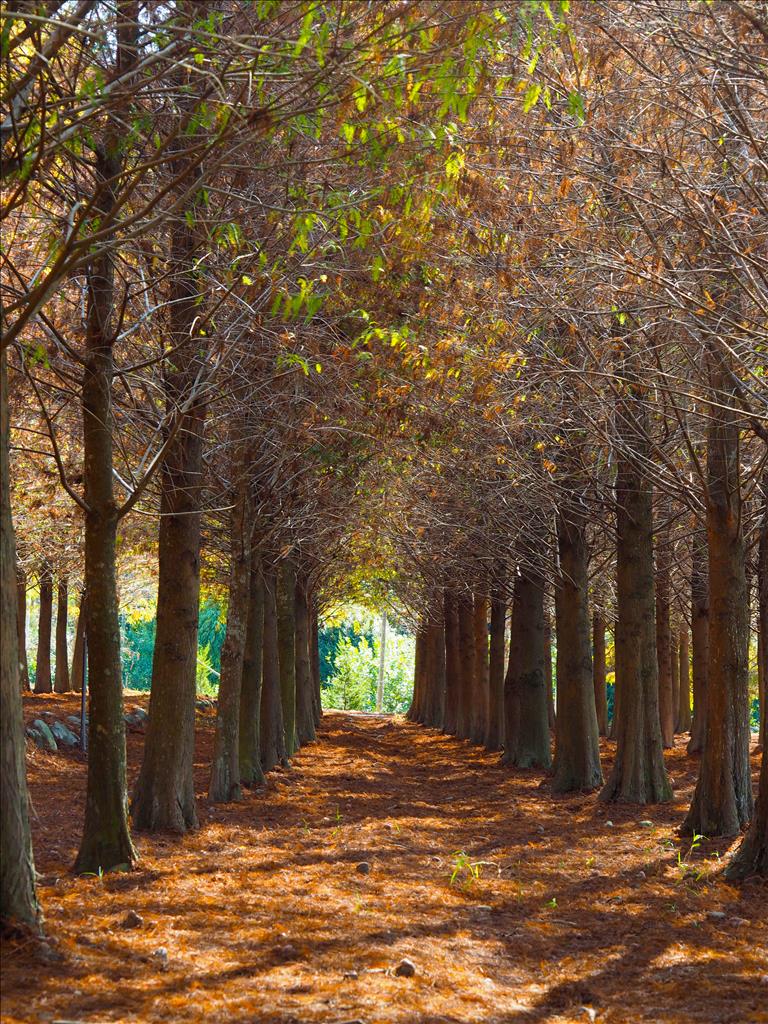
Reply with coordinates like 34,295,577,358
120,910,144,929
29,720,58,751
355,861,371,875
124,707,149,732
50,720,79,748
728,917,749,928
152,946,168,965
707,910,726,921
343,969,359,979
638,820,654,828
395,958,416,978
605,820,614,827
637,871,646,881
65,715,83,731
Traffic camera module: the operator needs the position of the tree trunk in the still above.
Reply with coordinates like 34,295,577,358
670,631,679,734
70,592,86,693
485,589,506,751
277,559,297,757
442,591,460,736
16,571,29,691
0,346,40,930
209,486,252,804
757,480,767,753
239,563,265,787
426,617,446,728
408,625,427,722
683,363,751,837
294,574,316,746
655,520,675,748
260,567,286,772
553,503,603,793
687,528,709,753
131,201,207,832
503,559,551,769
677,628,692,733
74,12,138,875
600,388,671,806
310,599,321,727
53,578,70,693
34,563,53,694
593,609,608,737
725,743,767,880
545,614,556,730
456,594,475,741
470,594,489,745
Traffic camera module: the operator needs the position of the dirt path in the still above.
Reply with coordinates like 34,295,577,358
3,695,766,1023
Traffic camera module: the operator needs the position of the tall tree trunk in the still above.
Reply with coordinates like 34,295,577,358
294,573,315,746
503,558,551,769
683,362,751,837
456,594,475,741
132,203,206,832
277,559,297,757
53,578,70,693
725,743,767,880
545,613,556,730
687,528,709,753
34,563,52,694
593,609,608,737
553,502,603,793
757,480,767,753
442,591,460,736
209,485,252,804
408,625,427,723
485,589,505,751
0,346,40,930
70,591,86,693
16,571,29,691
74,9,138,875
239,563,265,787
600,386,671,806
310,599,321,727
677,628,692,733
260,567,286,772
470,594,489,745
670,631,680,734
426,616,446,728
655,519,675,748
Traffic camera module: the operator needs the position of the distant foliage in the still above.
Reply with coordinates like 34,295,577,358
323,621,415,714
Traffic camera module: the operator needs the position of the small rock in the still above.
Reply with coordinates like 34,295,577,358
29,720,58,751
638,820,654,828
475,905,494,912
728,917,749,928
605,820,614,827
50,720,79,748
395,958,416,978
637,871,646,881
343,969,359,979
65,715,83,731
355,861,371,875
152,946,168,964
707,910,726,921
120,910,144,929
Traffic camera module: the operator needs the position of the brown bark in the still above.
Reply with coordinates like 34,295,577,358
70,592,85,693
757,481,767,753
687,528,709,753
209,485,252,804
132,196,207,832
725,743,767,880
425,617,446,729
0,347,40,929
260,567,286,773
295,574,316,746
670,631,679,733
456,594,475,741
485,589,505,751
600,385,671,806
34,563,52,694
53,578,70,693
503,557,551,770
593,609,608,737
16,572,29,691
239,564,265,787
677,628,692,733
655,520,675,748
277,559,297,757
409,625,427,723
310,599,321,727
545,614,555,731
683,362,752,837
74,8,138,875
470,594,489,745
553,502,603,793
442,591,460,736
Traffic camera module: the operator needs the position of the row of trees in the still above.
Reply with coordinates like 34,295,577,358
2,0,766,938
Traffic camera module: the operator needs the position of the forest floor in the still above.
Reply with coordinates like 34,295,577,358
2,695,767,1024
